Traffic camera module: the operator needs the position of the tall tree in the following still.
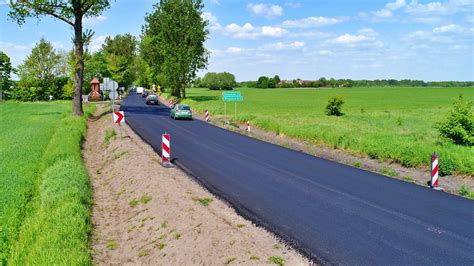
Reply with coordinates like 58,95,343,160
141,0,208,98
0,51,13,96
18,38,61,86
16,38,69,100
8,0,111,115
102,34,137,88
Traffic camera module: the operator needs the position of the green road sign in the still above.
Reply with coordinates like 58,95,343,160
222,91,241,97
222,96,243,102
222,91,243,102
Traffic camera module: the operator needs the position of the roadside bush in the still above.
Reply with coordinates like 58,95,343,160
325,96,345,116
436,94,473,146
438,156,455,176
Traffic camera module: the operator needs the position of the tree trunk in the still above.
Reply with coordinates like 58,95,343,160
72,11,84,116
171,87,181,98
181,85,186,99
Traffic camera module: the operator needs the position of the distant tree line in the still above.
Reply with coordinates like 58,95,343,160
235,77,474,89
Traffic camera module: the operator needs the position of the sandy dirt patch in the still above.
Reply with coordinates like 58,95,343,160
83,105,309,265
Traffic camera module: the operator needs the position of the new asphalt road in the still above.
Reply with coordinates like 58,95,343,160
122,94,473,264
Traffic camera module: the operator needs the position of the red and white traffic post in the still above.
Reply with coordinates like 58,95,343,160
161,133,173,168
113,111,125,138
430,153,440,189
204,110,210,122
246,121,250,132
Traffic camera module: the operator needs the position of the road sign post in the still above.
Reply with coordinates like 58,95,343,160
222,91,243,124
113,111,125,138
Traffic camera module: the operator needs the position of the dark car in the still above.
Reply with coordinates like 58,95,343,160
146,94,159,105
142,90,149,98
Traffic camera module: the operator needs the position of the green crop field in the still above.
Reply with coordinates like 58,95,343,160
169,87,473,175
0,102,94,264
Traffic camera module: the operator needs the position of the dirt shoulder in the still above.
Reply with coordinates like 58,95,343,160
160,96,473,197
83,105,309,265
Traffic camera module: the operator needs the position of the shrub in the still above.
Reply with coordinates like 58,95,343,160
436,94,473,146
325,96,345,116
438,156,455,176
458,185,474,198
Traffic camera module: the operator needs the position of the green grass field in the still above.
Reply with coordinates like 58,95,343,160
170,87,473,175
0,102,94,264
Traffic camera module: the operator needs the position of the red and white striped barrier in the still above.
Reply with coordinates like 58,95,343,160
430,153,439,188
247,121,250,132
161,133,173,167
204,110,210,122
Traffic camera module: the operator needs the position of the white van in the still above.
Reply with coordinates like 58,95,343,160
136,87,144,94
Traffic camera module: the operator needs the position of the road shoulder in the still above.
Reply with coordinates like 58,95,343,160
83,105,309,265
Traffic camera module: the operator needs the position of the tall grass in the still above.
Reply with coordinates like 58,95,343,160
169,87,474,175
0,102,95,264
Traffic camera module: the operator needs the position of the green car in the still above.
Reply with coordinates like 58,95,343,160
170,104,193,120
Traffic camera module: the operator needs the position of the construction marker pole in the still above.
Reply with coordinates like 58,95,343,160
247,121,250,132
205,110,210,122
430,153,440,189
161,133,173,168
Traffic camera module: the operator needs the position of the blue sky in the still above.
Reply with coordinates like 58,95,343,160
1,0,473,81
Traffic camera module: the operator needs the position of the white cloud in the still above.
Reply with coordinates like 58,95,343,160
210,0,220,5
281,16,345,28
358,28,378,36
372,0,406,19
202,12,222,31
247,3,283,19
405,0,471,15
404,30,453,43
366,0,471,22
433,24,464,33
329,32,384,48
405,24,469,45
333,34,374,44
261,26,286,37
285,1,301,8
222,23,287,39
0,42,32,67
226,47,244,53
224,23,257,39
373,9,393,18
88,35,107,52
288,31,334,39
259,41,305,50
83,15,107,26
386,0,406,10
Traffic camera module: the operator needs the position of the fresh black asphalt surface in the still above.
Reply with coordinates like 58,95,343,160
122,94,473,264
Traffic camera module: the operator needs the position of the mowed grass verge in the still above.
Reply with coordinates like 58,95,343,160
167,87,473,175
0,102,95,264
